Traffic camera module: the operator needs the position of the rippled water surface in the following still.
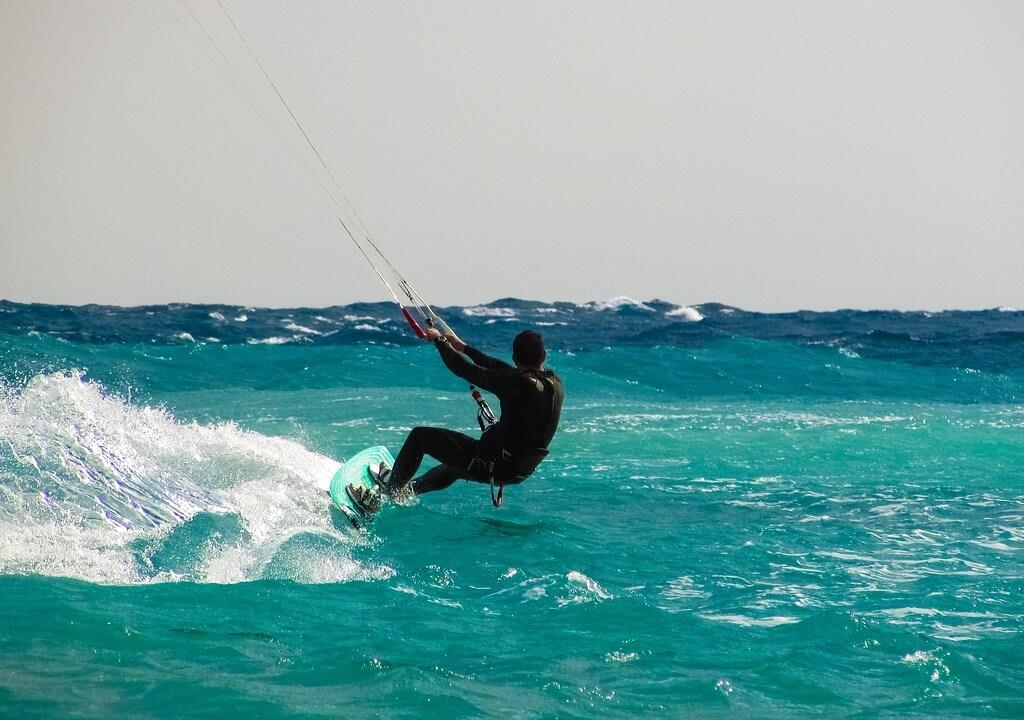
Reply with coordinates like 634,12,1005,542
1,300,1023,718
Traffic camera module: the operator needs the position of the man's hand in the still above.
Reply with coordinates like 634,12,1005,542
423,327,442,342
445,332,467,352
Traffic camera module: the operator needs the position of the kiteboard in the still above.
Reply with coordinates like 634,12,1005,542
327,445,395,530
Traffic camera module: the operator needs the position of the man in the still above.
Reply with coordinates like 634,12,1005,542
347,328,563,513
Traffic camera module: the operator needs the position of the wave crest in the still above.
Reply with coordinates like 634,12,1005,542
0,372,384,585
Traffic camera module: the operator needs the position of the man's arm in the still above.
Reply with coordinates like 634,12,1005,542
434,338,516,396
463,345,512,370
444,331,512,370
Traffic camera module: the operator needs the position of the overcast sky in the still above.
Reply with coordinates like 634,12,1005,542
2,1,1022,311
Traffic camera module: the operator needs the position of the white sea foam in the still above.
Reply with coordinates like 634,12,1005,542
283,321,322,336
699,614,802,628
354,324,382,332
173,332,196,343
0,372,384,585
247,336,296,345
463,306,518,318
970,539,1013,551
208,311,226,322
588,296,656,312
558,570,612,606
661,575,711,603
523,585,547,601
900,650,950,682
666,305,704,321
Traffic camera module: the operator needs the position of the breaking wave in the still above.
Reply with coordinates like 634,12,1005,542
0,371,390,585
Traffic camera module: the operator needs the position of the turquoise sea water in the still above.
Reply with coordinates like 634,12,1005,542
1,299,1023,718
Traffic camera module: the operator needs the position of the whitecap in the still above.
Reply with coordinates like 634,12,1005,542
247,336,296,345
900,650,950,682
589,296,655,312
0,371,360,586
666,305,704,321
463,306,518,318
283,321,321,336
173,332,196,343
558,570,612,606
699,614,801,627
354,324,382,332
208,311,226,322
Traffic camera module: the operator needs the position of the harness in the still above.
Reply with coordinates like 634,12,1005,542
471,371,561,507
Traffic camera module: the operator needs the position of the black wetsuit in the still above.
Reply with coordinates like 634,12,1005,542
390,338,564,496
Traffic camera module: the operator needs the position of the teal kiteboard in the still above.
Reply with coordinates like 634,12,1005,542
327,445,395,529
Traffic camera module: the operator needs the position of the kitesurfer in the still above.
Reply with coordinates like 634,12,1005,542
347,329,563,512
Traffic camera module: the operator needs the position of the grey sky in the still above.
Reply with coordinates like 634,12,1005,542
2,1,1022,311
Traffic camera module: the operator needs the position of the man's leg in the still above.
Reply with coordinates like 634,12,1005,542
389,427,480,495
411,464,465,495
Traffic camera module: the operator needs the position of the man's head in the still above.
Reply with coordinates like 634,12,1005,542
513,330,546,369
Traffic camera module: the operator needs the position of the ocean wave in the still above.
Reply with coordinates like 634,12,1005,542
558,570,613,606
283,321,322,336
462,306,518,318
246,336,299,345
1,299,1021,373
698,613,802,628
588,296,655,312
665,305,704,321
0,371,378,585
